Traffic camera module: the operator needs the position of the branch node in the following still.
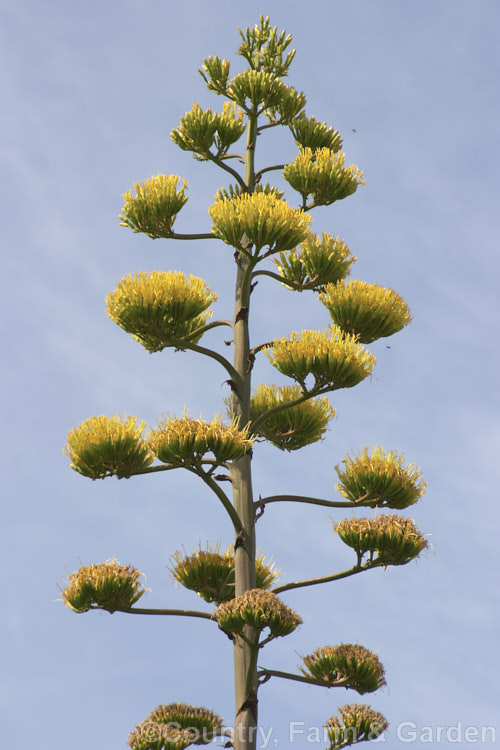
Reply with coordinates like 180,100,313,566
235,306,249,323
237,691,258,721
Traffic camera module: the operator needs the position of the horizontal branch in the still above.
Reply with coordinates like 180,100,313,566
252,269,323,292
257,668,348,690
272,562,381,595
114,606,214,620
256,494,376,510
168,231,219,241
250,390,316,434
167,336,243,390
254,164,286,182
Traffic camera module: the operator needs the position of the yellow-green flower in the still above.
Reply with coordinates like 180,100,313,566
106,271,217,352
250,383,336,451
61,558,145,613
64,415,153,479
274,233,355,291
325,704,388,748
120,174,188,238
319,280,411,343
169,543,278,604
264,326,375,393
214,589,302,640
335,514,428,566
171,101,245,158
227,69,287,110
283,148,365,206
335,446,427,509
289,113,343,153
208,192,311,253
300,644,386,694
128,703,223,750
149,414,254,467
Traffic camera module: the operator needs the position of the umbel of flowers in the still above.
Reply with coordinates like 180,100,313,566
62,16,429,750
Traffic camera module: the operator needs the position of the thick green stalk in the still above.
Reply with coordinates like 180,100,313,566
231,110,258,750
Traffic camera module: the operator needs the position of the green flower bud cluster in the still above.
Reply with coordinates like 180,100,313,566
335,515,428,566
283,148,365,206
274,233,355,291
128,703,223,750
265,326,375,393
106,271,217,353
335,446,427,509
61,559,145,613
214,589,302,640
300,644,386,694
250,383,336,451
169,543,278,604
237,15,295,77
120,175,188,239
319,280,411,343
325,704,388,748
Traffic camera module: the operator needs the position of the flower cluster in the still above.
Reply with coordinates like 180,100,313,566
335,446,427,509
264,326,375,393
128,703,223,750
106,271,217,352
149,414,254,468
208,192,311,253
289,113,343,153
120,174,188,238
300,644,386,694
335,515,428,566
64,415,153,479
274,233,355,291
283,148,365,206
61,559,145,613
171,101,246,158
250,383,336,451
169,544,278,604
325,704,388,749
319,280,411,343
214,589,302,640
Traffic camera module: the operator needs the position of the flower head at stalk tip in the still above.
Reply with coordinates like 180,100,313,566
335,446,427,509
64,414,153,479
334,514,429,566
208,192,311,254
289,113,343,153
264,326,375,393
319,279,411,343
148,413,255,468
171,101,246,159
106,271,217,353
283,148,365,206
250,383,336,451
120,174,188,239
274,233,355,291
214,589,302,639
60,558,145,614
128,703,224,750
300,644,386,694
325,704,388,748
169,543,279,604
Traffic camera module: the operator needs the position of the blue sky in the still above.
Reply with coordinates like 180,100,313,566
1,0,499,747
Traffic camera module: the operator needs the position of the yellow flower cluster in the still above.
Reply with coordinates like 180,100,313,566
214,589,302,639
301,643,386,694
208,191,311,253
128,703,223,750
334,514,428,566
289,113,343,153
64,415,153,479
61,559,145,613
319,280,411,343
120,174,188,238
283,148,365,206
274,233,355,290
326,704,388,748
265,326,375,392
250,383,336,451
149,414,255,467
106,271,217,352
169,543,278,604
171,101,246,158
335,446,427,509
